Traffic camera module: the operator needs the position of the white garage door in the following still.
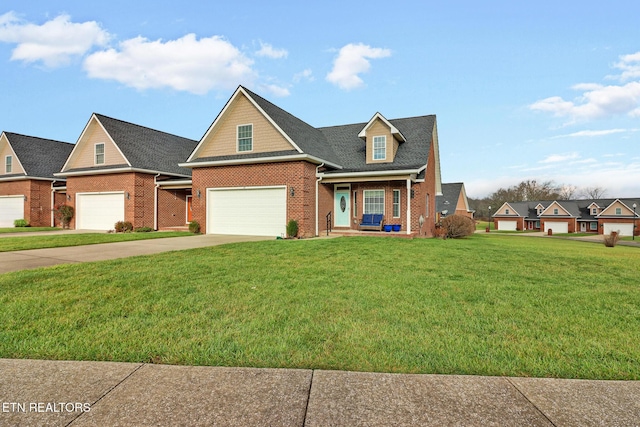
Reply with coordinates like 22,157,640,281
497,220,517,231
0,195,24,227
544,221,569,234
603,223,634,236
208,187,286,236
76,192,125,230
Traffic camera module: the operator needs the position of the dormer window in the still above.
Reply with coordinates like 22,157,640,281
373,136,386,160
95,143,105,165
505,209,510,215
237,124,253,152
5,155,11,173
592,208,597,215
553,208,559,215
538,208,543,215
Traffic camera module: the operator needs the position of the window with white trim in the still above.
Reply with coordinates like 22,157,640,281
553,208,559,215
505,209,510,215
590,222,598,230
615,207,622,215
237,124,253,152
353,191,357,217
393,190,400,218
373,136,386,160
95,143,105,165
5,155,12,173
592,208,597,215
363,190,384,214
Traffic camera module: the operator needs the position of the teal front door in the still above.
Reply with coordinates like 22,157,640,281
334,191,350,227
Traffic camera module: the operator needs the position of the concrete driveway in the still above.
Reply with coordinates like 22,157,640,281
0,234,272,274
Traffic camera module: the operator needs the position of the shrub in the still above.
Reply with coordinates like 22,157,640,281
134,226,154,233
286,219,299,238
13,219,29,227
603,231,620,247
188,221,201,234
441,215,475,239
114,221,134,233
54,204,74,229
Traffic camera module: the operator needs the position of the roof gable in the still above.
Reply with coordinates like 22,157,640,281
357,112,407,142
540,201,572,217
437,183,468,213
0,132,26,176
2,132,73,179
494,202,521,216
598,199,637,217
62,116,129,172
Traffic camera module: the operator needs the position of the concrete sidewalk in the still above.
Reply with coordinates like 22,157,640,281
1,359,638,426
0,234,272,274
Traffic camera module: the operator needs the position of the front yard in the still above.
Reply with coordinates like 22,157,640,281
1,234,638,379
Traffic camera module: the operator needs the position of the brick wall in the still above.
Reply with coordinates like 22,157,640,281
0,179,60,227
158,188,190,228
192,161,318,236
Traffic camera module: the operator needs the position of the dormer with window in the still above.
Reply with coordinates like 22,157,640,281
535,203,544,216
4,155,11,173
588,202,600,216
358,112,406,164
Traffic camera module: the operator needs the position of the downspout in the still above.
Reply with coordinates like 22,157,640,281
406,178,411,235
50,180,56,227
154,174,160,231
315,163,325,237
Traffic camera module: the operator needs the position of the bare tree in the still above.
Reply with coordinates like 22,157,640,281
579,186,607,199
558,184,577,200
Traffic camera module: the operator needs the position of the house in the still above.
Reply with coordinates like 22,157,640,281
436,182,473,220
492,198,640,236
181,86,442,237
54,114,198,230
0,132,73,227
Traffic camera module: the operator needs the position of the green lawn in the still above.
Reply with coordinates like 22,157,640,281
0,231,193,252
1,234,638,379
0,227,59,234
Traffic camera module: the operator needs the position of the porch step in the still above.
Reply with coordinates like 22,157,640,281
159,226,190,232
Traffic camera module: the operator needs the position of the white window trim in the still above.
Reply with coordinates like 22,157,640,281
393,189,400,218
4,155,11,174
615,207,622,215
553,208,559,215
94,143,105,165
363,189,385,215
353,190,358,218
237,123,253,153
372,135,386,161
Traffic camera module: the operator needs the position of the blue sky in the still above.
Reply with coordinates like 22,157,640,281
1,1,639,198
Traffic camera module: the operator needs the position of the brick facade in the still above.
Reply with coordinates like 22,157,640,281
0,179,60,227
158,188,190,228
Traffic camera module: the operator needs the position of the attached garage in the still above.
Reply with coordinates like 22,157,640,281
544,221,569,234
497,220,517,231
76,192,125,230
603,223,634,236
207,186,286,236
0,195,24,227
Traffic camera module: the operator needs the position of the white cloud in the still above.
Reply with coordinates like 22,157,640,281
540,153,580,164
83,34,255,94
0,12,110,67
552,128,632,138
611,51,640,81
326,43,391,90
293,68,314,83
255,41,287,59
261,83,290,97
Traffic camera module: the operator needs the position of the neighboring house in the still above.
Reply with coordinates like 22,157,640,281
436,182,473,220
181,86,442,237
0,132,73,227
492,198,640,236
55,114,198,230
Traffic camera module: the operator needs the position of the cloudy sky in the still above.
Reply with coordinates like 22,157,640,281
1,1,639,198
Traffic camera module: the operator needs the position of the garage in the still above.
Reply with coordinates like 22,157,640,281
603,223,634,236
76,192,125,230
544,221,569,234
207,186,286,236
0,195,24,227
497,220,517,231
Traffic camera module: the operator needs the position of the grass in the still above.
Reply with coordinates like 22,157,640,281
0,227,59,234
0,231,193,252
1,234,639,379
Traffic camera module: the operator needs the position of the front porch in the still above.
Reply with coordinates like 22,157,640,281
327,228,419,238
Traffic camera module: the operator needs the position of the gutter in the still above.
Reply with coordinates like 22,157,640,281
315,163,325,236
154,174,160,231
179,154,342,170
317,168,422,179
54,167,190,179
50,180,56,227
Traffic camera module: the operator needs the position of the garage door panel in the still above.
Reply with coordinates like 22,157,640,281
603,223,634,236
0,196,24,227
497,220,517,231
208,187,286,237
77,193,125,230
544,221,569,233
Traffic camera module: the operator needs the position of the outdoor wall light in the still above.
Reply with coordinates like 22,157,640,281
196,189,201,198
125,192,130,200
23,195,27,201
67,195,72,201
290,186,295,197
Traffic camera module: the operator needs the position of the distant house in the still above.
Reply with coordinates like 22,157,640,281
0,132,73,227
492,199,639,236
436,182,473,220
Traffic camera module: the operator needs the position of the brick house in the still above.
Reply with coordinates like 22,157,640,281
181,86,442,237
492,198,640,236
0,132,73,227
55,114,198,230
436,182,473,220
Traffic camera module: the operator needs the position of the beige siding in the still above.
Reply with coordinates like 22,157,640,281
0,135,26,175
542,201,570,216
496,204,516,215
601,200,633,215
63,118,127,171
196,93,295,158
365,120,394,164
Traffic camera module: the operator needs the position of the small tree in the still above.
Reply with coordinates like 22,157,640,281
54,204,74,229
441,214,475,239
286,219,299,238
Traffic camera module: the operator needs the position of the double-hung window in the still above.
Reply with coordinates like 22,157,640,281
237,124,253,152
5,155,12,173
615,207,622,215
393,190,400,218
373,136,386,160
363,190,384,214
95,143,105,165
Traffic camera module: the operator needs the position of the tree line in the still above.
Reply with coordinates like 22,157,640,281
468,180,606,219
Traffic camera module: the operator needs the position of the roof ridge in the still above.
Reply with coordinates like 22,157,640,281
93,113,196,142
4,131,73,146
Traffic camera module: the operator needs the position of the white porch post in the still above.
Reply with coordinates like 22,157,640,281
406,179,411,234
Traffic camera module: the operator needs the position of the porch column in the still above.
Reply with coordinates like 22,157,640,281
406,179,411,235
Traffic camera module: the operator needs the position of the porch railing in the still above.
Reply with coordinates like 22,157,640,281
326,211,332,236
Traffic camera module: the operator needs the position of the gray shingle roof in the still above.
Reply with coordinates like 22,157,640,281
4,132,73,179
437,183,464,213
493,199,640,219
93,114,198,177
